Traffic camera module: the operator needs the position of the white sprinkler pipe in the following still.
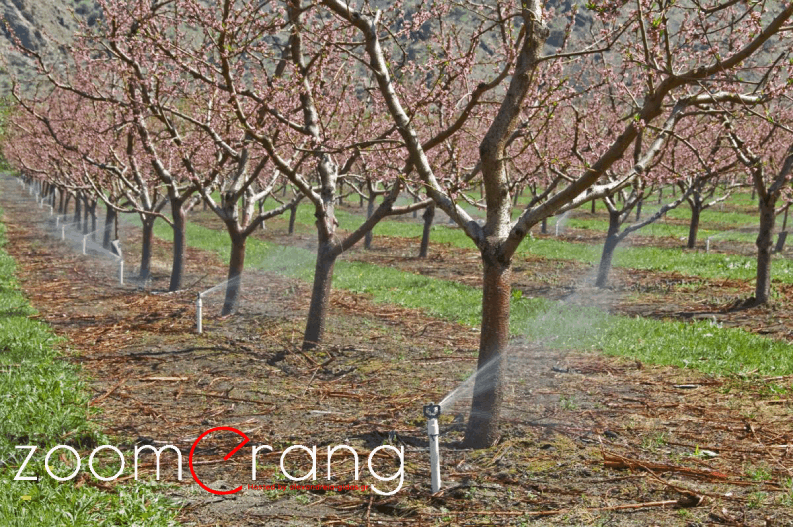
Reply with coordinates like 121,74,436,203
424,403,442,493
119,260,124,285
706,238,710,253
196,294,203,334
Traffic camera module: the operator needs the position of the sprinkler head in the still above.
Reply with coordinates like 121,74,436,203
423,403,441,419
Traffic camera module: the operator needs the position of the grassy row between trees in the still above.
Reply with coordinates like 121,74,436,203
0,208,178,526
152,218,793,376
262,203,793,284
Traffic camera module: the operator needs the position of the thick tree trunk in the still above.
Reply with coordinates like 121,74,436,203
591,199,596,214
103,204,116,250
755,196,776,304
140,216,155,280
58,189,65,214
595,212,621,288
221,227,246,316
541,217,547,234
687,203,701,249
463,256,511,449
364,194,375,250
288,203,297,235
169,201,187,292
419,203,435,258
302,239,338,351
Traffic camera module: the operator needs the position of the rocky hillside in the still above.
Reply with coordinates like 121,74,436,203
0,0,100,95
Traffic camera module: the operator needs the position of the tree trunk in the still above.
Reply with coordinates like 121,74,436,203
302,239,338,350
635,199,643,221
755,195,776,304
419,203,435,258
74,192,82,229
591,199,596,214
140,216,155,280
776,205,789,253
687,203,701,249
169,201,187,292
90,200,97,242
83,195,90,235
221,227,246,316
288,203,297,235
364,194,375,250
463,256,511,449
103,204,116,250
58,189,65,214
541,217,547,234
595,212,621,288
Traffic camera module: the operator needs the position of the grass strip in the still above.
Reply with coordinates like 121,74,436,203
153,218,793,376
0,207,178,527
273,203,793,283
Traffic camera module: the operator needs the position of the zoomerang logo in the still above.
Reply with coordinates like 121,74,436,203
14,426,405,496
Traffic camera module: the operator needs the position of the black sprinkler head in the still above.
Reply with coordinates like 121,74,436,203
423,403,441,419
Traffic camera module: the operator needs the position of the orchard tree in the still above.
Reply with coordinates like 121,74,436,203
724,103,793,305
320,0,793,447
130,0,433,349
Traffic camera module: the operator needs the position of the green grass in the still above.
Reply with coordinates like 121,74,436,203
152,215,793,376
273,202,793,283
0,210,178,526
563,215,759,243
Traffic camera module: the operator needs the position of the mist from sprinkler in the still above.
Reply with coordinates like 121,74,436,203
554,210,571,236
705,224,757,252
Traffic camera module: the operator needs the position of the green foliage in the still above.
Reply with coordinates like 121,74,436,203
0,212,179,526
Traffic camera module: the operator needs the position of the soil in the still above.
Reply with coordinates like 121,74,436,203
3,177,793,527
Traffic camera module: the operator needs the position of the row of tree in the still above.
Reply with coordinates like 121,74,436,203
2,0,793,448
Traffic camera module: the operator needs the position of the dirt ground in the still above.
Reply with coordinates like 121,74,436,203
2,177,793,526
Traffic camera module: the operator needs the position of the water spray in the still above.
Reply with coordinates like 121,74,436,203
196,293,203,334
81,228,102,255
555,210,571,237
423,403,442,493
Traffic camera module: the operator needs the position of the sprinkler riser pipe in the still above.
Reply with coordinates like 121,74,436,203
427,417,441,493
706,238,710,253
196,294,203,334
423,403,442,493
119,260,124,285
61,225,65,241
82,236,87,255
